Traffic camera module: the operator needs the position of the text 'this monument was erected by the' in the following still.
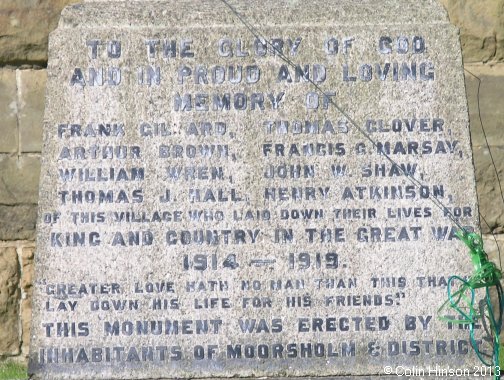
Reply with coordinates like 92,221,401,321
30,0,481,378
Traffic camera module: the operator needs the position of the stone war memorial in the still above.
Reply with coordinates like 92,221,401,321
29,0,489,378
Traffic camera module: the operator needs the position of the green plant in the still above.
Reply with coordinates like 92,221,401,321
0,360,27,380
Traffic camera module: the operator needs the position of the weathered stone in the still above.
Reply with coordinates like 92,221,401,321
30,1,482,378
18,70,47,153
464,64,504,234
2,0,502,66
0,70,18,153
21,246,35,355
440,0,504,62
20,247,34,292
0,247,20,355
465,65,504,147
0,0,80,65
483,233,504,267
0,155,41,205
0,205,37,241
473,145,504,233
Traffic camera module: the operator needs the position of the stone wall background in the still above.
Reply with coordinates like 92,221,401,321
0,0,503,360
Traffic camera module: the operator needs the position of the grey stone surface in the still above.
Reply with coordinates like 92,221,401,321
30,1,484,379
63,0,448,27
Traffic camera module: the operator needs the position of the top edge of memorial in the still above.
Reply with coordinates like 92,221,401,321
60,0,449,29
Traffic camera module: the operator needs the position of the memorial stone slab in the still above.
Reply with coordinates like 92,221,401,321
30,0,484,379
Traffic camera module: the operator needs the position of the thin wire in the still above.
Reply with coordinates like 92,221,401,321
475,186,503,270
481,213,503,270
219,0,465,231
219,4,504,374
464,68,504,208
464,67,504,270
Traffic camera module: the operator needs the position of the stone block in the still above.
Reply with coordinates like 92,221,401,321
0,155,41,205
473,145,504,233
0,0,80,65
20,247,34,294
465,65,504,147
0,247,20,355
30,1,481,378
0,205,37,241
440,0,504,62
483,233,504,267
21,246,35,355
0,70,18,153
18,70,47,153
